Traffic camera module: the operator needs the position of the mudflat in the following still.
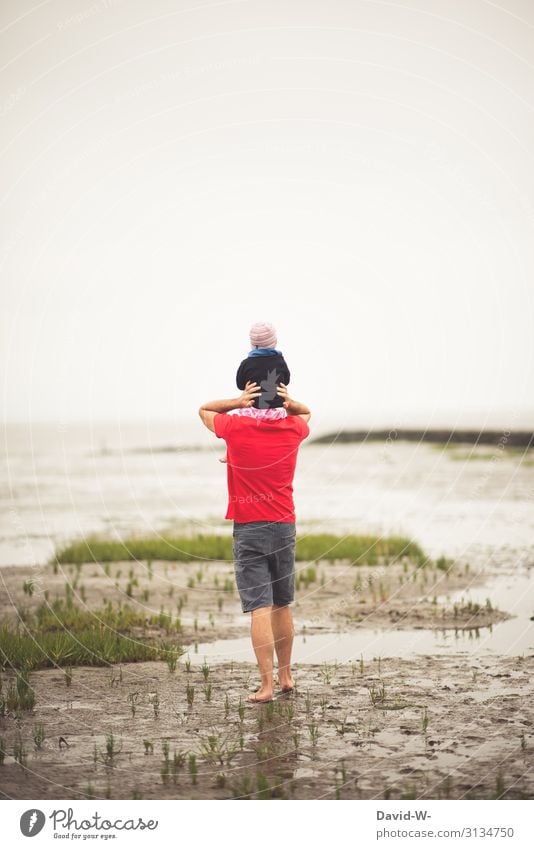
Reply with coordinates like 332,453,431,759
1,551,532,799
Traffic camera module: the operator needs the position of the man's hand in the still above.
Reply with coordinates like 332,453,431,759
237,381,262,408
276,384,311,422
198,382,262,432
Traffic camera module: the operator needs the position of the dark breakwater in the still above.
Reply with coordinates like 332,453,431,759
310,429,534,448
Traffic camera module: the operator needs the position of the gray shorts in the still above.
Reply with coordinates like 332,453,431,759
232,521,297,613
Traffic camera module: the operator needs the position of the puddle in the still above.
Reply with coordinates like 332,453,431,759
436,571,533,655
190,573,533,663
191,627,531,665
293,767,320,779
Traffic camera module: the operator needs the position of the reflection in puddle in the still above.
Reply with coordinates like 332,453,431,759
293,767,319,779
191,573,533,664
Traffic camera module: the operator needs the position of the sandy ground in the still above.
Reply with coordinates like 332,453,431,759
0,556,532,799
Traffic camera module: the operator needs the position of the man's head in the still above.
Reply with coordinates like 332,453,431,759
250,321,277,349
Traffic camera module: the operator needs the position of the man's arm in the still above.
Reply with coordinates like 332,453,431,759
198,382,261,432
276,384,311,423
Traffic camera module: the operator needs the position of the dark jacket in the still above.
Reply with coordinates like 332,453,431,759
236,352,291,409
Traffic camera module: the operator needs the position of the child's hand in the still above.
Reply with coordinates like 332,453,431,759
276,383,291,408
238,381,261,408
276,383,311,419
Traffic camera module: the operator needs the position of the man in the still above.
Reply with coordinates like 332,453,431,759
198,381,311,703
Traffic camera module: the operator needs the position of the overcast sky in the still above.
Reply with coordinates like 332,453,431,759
1,0,533,432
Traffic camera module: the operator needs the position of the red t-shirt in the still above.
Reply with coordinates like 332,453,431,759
213,413,310,522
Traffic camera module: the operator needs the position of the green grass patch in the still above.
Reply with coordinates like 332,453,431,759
295,534,424,564
32,598,180,635
0,599,184,671
0,626,171,670
54,533,425,566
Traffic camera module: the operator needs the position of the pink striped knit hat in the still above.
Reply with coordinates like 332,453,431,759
249,321,277,349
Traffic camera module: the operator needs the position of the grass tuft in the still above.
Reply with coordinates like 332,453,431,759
54,533,425,566
0,597,184,672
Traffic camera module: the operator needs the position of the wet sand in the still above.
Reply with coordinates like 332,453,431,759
0,554,533,799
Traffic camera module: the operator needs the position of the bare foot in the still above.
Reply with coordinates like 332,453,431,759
248,687,273,703
277,674,295,692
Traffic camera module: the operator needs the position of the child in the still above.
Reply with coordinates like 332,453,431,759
219,321,291,463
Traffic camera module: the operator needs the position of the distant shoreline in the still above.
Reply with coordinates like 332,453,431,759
310,429,534,448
